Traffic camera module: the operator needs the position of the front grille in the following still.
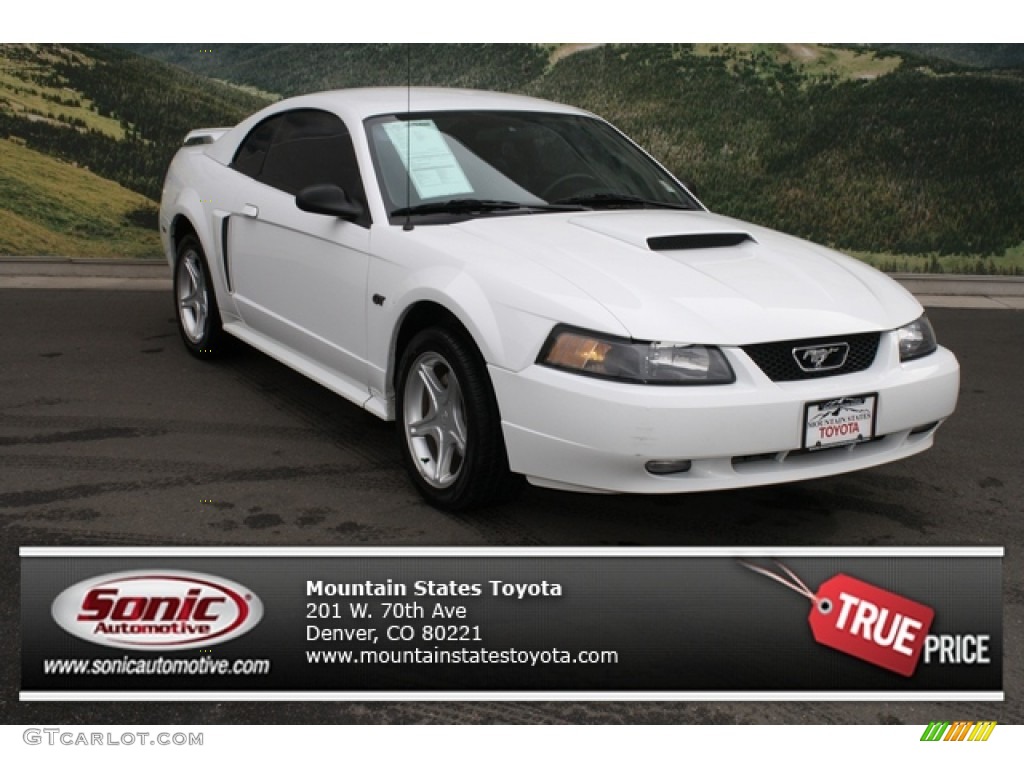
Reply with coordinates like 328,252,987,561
742,332,881,382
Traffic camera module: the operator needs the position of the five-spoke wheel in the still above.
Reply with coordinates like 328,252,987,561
402,350,468,489
396,326,520,511
173,234,226,357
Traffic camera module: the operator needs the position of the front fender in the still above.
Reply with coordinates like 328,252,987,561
364,225,624,415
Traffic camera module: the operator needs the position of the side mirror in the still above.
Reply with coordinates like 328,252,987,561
295,184,363,220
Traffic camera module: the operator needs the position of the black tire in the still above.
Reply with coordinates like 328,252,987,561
395,325,522,511
174,234,228,358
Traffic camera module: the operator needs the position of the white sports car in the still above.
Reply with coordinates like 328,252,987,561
159,87,959,510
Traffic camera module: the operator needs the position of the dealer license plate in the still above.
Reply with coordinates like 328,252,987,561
803,394,878,450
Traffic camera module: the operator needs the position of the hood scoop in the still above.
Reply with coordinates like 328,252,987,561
647,232,756,251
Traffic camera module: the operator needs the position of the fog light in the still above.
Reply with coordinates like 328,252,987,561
645,460,692,476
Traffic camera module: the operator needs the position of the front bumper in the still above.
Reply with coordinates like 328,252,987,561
490,337,960,494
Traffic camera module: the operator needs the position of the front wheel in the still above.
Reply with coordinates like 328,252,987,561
174,234,227,358
396,326,521,511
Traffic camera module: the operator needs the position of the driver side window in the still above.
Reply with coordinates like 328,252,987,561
232,109,369,226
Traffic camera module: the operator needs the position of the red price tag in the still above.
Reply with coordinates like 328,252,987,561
741,561,935,678
809,574,933,677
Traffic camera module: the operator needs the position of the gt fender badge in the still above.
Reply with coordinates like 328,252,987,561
51,570,263,650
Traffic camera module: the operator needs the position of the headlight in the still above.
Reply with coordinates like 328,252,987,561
538,326,735,385
896,315,938,362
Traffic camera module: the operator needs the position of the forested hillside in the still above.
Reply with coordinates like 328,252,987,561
879,44,1024,69
123,43,550,96
3,42,1024,270
0,43,267,257
1,44,266,200
530,45,1024,259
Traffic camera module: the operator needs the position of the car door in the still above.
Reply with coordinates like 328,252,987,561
225,109,372,390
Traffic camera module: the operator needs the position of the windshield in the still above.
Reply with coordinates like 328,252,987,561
364,110,699,221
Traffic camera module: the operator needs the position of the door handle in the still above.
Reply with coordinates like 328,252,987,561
241,203,259,218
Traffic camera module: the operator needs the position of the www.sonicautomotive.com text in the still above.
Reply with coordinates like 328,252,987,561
43,656,271,675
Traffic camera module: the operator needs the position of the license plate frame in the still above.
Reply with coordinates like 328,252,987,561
803,393,878,451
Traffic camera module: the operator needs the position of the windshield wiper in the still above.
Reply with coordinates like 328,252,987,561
392,198,583,217
550,192,692,210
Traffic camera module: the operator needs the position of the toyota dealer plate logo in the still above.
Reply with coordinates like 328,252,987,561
51,571,263,650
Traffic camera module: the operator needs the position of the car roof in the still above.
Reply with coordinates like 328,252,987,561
205,87,592,165
287,87,589,120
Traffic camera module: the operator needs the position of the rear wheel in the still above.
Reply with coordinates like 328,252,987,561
396,325,521,511
174,234,227,358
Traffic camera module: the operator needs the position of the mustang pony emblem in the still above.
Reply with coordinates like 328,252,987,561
793,343,850,372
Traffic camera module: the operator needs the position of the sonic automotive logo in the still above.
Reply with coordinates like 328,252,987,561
51,571,263,650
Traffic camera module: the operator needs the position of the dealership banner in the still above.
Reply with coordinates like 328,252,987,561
20,547,1002,701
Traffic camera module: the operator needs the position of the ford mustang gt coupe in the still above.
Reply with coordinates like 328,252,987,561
159,87,959,510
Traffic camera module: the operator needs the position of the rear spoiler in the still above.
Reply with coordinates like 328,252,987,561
182,127,231,146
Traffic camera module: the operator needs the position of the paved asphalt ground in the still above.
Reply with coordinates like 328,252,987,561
0,265,1021,725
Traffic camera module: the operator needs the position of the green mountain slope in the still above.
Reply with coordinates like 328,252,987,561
4,43,1024,271
120,43,550,96
0,137,160,258
0,43,267,202
0,43,269,257
878,44,1024,69
531,45,1024,257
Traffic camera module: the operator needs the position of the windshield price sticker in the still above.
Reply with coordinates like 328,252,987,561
804,394,877,450
382,119,473,199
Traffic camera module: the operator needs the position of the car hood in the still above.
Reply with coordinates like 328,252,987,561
452,209,922,344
